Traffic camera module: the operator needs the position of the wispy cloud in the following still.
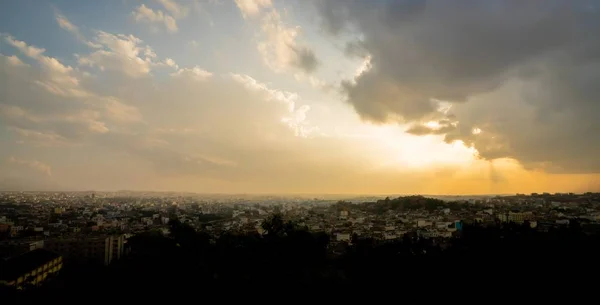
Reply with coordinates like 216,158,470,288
132,4,178,33
8,157,52,176
54,11,101,48
157,0,189,19
170,66,212,80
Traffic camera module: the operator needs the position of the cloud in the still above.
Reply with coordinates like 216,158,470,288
54,11,102,48
256,9,320,74
405,122,455,136
4,27,591,193
230,73,318,137
313,0,600,173
3,32,408,193
157,0,190,19
231,73,298,108
164,57,178,69
55,12,78,34
102,97,143,123
81,70,343,185
4,55,27,67
131,1,201,32
132,4,178,33
290,45,319,73
232,1,319,74
3,34,81,92
1,35,143,147
1,34,332,189
3,34,45,58
77,31,157,77
234,0,272,19
8,157,52,176
9,127,70,147
170,66,212,80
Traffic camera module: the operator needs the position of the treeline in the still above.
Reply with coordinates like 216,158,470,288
334,195,461,213
6,215,600,303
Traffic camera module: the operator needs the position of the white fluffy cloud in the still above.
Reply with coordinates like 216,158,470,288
77,31,158,78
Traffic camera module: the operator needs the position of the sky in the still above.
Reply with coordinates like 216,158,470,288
0,0,599,195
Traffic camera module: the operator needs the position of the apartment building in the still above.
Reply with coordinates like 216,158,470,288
0,249,62,289
44,235,125,266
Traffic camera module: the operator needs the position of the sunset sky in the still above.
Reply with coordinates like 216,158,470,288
1,0,599,194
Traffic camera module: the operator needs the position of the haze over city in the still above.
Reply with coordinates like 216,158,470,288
1,0,599,195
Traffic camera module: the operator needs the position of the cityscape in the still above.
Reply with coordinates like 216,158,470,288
2,0,600,302
2,190,600,300
3,191,600,255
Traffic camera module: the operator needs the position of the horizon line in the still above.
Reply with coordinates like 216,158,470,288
0,189,596,197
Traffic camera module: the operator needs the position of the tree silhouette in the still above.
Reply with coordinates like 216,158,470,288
261,213,287,237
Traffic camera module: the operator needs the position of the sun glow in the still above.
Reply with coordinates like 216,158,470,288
341,124,478,169
424,121,442,130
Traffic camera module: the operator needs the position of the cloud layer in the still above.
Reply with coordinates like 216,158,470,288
1,1,599,194
314,0,600,173
1,30,390,192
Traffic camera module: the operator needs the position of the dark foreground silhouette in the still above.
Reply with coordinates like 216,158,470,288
3,215,599,303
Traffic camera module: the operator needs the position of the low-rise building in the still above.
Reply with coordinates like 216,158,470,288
0,249,62,289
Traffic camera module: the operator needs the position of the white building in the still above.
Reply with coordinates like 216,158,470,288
335,233,351,242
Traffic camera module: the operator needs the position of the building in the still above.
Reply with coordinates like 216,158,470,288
111,235,125,261
44,235,125,266
0,240,44,258
497,212,534,224
335,232,351,242
0,249,62,289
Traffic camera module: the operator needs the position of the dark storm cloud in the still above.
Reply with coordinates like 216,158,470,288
313,0,600,173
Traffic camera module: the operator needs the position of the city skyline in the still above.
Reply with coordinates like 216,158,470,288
1,0,599,194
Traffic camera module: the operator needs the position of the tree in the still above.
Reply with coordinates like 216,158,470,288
261,213,286,237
